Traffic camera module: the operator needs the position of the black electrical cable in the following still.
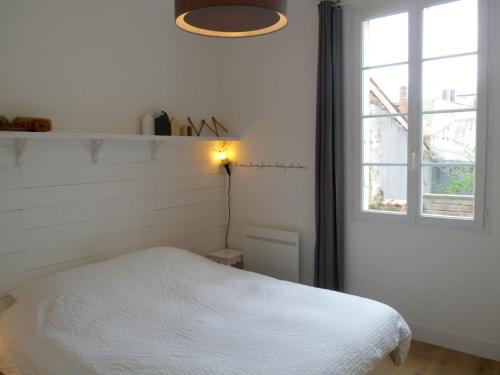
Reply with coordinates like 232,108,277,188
225,171,231,249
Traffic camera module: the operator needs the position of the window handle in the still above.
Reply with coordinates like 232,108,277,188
410,151,417,171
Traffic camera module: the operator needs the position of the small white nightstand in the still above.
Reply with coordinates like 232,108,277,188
207,249,244,269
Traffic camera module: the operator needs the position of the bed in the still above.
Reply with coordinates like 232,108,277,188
0,247,411,375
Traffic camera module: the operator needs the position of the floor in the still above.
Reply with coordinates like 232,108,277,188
373,341,500,375
1,341,497,375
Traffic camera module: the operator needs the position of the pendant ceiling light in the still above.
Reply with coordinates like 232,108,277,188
175,0,288,38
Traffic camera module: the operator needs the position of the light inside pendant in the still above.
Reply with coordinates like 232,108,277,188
175,1,288,38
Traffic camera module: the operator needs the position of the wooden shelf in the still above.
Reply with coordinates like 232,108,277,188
0,132,239,166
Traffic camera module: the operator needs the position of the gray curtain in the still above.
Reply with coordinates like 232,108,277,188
315,1,344,292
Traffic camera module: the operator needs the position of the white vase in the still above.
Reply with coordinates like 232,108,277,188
141,113,154,135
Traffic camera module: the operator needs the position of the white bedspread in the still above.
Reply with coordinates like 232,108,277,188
0,247,411,375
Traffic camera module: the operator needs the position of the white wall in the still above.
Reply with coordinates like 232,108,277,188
343,0,500,360
219,0,318,285
0,0,225,133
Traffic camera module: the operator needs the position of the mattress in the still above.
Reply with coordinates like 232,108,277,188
0,247,411,375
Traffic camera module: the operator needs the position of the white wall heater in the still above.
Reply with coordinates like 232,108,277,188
243,226,299,283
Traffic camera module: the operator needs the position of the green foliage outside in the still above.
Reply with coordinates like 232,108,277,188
435,167,475,195
430,143,475,195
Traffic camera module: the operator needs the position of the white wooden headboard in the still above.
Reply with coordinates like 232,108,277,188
0,137,228,310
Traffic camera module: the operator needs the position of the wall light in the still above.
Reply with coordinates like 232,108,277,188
214,144,233,249
175,0,288,38
215,145,232,176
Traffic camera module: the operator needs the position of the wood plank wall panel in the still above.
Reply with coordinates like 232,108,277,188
0,139,227,298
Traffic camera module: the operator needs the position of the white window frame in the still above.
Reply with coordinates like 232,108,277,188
352,0,489,229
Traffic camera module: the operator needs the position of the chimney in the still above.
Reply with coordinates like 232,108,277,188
450,89,456,103
442,89,456,103
399,86,408,113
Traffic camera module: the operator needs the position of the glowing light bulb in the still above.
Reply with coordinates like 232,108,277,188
215,146,232,176
216,149,230,166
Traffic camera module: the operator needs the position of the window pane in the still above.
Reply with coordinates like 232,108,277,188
363,118,408,163
363,65,408,116
423,112,476,163
363,12,408,67
423,55,477,112
422,166,475,219
423,0,477,58
363,166,407,213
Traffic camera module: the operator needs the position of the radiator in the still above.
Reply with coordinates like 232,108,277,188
243,226,299,282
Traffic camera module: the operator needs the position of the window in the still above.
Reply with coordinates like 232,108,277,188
357,0,487,226
421,0,478,220
362,12,409,214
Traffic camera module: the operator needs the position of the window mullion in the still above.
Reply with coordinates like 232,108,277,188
407,0,423,222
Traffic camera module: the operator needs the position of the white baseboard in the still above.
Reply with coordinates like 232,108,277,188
411,323,500,362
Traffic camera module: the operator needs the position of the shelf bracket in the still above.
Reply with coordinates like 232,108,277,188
91,139,103,164
150,140,161,161
14,139,26,167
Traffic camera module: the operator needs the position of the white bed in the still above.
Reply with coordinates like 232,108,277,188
0,247,411,375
